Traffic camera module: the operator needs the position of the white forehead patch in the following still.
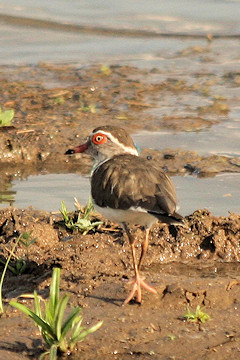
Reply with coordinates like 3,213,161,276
91,130,139,156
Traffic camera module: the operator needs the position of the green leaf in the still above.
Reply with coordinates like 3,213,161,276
184,305,210,323
28,237,37,246
101,65,111,76
87,320,103,334
9,267,102,357
60,198,102,234
10,301,56,339
49,268,60,316
0,109,14,126
83,197,94,219
49,344,58,360
61,307,81,340
60,201,70,222
71,321,103,346
54,294,70,341
39,351,50,360
45,303,54,327
70,315,83,340
34,290,42,319
22,232,30,240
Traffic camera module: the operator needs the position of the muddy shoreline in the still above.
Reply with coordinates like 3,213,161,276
0,207,240,360
0,63,239,177
0,63,240,359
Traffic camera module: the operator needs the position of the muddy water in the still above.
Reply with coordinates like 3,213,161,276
1,110,239,214
134,120,240,157
0,0,240,65
149,261,240,280
1,0,240,35
1,172,239,216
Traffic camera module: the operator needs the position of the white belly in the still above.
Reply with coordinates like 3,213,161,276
94,204,157,228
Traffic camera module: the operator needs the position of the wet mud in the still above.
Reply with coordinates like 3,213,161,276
0,63,239,179
0,208,240,359
0,62,240,359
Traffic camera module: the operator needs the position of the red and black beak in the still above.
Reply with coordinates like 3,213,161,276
65,142,88,155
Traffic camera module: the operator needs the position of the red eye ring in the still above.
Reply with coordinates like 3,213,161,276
92,133,107,145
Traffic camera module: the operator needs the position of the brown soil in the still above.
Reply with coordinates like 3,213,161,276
0,208,240,360
0,63,240,359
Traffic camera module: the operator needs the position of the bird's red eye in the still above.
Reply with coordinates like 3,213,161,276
92,133,107,145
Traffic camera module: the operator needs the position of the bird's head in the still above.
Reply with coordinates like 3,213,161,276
65,125,138,163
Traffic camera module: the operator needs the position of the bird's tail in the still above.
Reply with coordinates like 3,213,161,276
148,210,185,226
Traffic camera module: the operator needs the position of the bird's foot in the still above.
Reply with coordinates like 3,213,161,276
123,276,157,305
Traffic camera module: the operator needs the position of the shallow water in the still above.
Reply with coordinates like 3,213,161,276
1,0,239,35
150,261,240,279
0,0,240,65
134,119,240,157
1,172,239,216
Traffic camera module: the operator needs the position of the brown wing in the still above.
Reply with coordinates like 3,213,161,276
91,154,178,216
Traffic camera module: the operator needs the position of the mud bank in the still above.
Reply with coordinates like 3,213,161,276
0,207,240,360
0,63,239,179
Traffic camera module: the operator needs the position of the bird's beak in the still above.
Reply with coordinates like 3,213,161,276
65,142,88,155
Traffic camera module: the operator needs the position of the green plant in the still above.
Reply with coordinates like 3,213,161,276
183,305,210,323
0,107,14,126
19,231,37,259
100,65,111,76
60,198,102,235
0,232,36,276
10,268,103,359
0,234,22,313
166,334,176,341
80,103,97,113
0,183,15,204
53,96,65,105
0,257,27,275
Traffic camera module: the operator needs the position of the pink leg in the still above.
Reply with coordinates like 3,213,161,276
122,224,157,305
138,227,150,270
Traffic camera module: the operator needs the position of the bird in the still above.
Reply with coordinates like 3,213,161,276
65,125,184,305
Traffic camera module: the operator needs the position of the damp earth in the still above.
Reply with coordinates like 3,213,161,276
1,207,240,360
0,63,240,359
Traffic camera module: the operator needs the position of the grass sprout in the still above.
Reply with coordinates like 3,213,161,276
19,231,37,259
53,96,65,105
183,305,210,323
100,65,111,76
0,257,27,276
0,234,22,313
10,268,103,359
60,198,102,235
80,103,97,113
0,232,36,276
166,334,176,341
0,107,14,127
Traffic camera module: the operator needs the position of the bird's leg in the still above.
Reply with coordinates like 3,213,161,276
138,227,150,270
122,224,157,305
138,227,157,294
